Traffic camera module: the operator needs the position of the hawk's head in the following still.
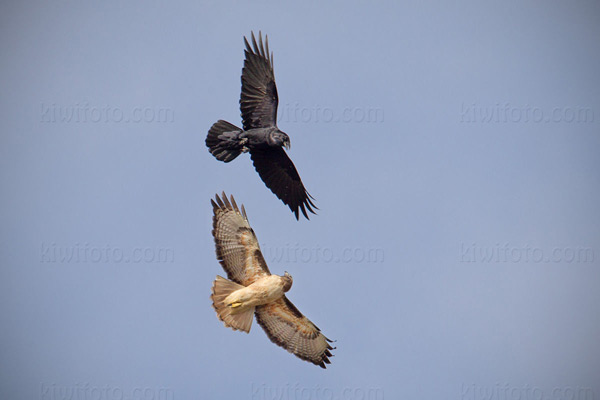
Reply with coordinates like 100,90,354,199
282,271,293,292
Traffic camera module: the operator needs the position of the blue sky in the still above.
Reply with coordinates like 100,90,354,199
1,1,599,399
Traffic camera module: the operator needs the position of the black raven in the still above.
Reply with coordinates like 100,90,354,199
206,32,317,220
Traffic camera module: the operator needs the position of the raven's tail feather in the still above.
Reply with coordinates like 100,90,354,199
206,120,244,163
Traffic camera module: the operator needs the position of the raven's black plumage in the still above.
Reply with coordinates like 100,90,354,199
206,32,316,220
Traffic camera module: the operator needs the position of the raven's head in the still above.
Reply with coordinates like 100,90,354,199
282,271,293,292
269,129,291,150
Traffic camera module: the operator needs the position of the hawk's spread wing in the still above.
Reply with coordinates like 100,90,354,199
250,147,317,220
211,192,270,286
255,296,334,368
240,31,278,130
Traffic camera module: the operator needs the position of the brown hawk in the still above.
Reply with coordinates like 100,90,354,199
209,192,334,368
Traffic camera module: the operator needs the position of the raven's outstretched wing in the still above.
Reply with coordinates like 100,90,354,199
240,31,278,130
250,148,317,220
255,296,335,368
211,192,271,286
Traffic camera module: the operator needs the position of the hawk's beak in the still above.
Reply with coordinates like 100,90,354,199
284,141,290,150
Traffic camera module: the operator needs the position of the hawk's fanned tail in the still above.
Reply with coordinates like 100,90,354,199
211,275,254,333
